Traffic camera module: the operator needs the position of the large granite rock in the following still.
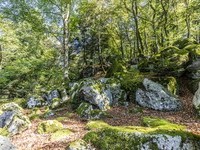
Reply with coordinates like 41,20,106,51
71,78,127,111
0,103,30,135
193,82,200,115
0,135,15,150
136,78,181,111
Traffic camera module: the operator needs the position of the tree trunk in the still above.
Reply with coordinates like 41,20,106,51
62,4,71,87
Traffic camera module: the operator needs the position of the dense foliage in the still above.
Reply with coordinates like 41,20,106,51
0,0,199,99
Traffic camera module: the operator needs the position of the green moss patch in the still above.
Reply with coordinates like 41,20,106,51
86,120,110,130
51,129,72,141
84,119,200,150
0,128,9,136
37,120,63,134
142,117,185,130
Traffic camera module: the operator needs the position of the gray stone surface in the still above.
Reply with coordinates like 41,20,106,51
79,78,126,110
0,135,15,150
136,78,181,111
0,103,30,135
193,82,200,115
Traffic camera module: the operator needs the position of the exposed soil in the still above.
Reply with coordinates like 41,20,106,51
10,78,200,149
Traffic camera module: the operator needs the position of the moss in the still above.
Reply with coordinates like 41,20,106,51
51,129,72,141
139,46,189,76
56,117,68,122
84,119,200,150
29,108,42,120
142,117,185,130
51,98,61,109
37,120,63,134
12,98,27,108
0,128,9,136
86,120,110,130
184,44,200,61
76,102,92,116
115,69,144,93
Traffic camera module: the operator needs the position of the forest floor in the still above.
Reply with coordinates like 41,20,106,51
10,79,200,150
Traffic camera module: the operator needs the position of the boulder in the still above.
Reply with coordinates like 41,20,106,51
186,60,200,79
27,96,44,108
84,119,200,150
0,135,16,150
76,102,105,120
0,103,30,135
138,46,189,76
28,89,64,109
47,90,61,103
193,82,200,115
71,78,127,111
136,78,181,111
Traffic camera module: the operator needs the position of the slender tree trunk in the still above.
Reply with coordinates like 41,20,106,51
184,0,191,38
62,4,71,87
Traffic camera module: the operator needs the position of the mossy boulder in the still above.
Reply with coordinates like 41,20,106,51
136,78,181,111
138,46,189,76
70,78,127,111
37,120,63,134
76,102,106,120
84,119,200,150
0,103,30,135
173,38,198,49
